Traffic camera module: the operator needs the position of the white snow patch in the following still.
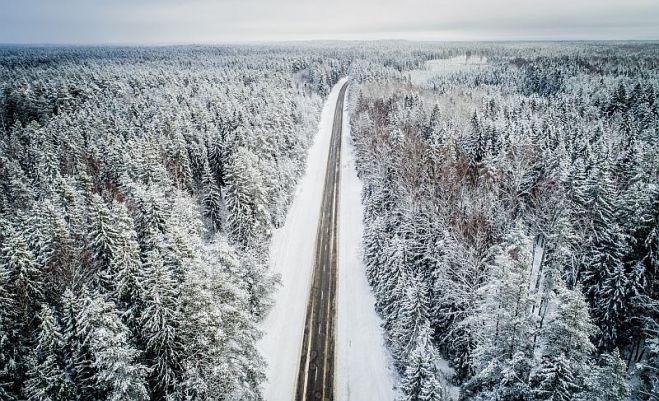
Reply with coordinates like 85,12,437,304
335,83,399,401
436,358,460,400
258,77,349,401
529,235,545,293
426,55,488,71
408,55,489,86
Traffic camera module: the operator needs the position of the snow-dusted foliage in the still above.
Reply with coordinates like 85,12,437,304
349,43,658,400
0,45,339,400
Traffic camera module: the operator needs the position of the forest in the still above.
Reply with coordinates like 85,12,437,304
349,43,658,400
0,45,346,401
0,42,657,401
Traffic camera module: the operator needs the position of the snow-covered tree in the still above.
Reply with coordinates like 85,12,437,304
23,306,73,401
463,230,536,401
87,194,120,290
393,275,431,366
138,250,183,398
111,201,143,319
530,284,596,401
400,323,447,401
201,157,225,233
77,292,149,401
223,146,271,247
579,349,630,401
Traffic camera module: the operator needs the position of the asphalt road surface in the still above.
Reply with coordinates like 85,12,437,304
295,81,349,401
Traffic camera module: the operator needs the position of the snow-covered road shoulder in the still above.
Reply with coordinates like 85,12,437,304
258,78,349,401
335,84,398,401
258,78,397,401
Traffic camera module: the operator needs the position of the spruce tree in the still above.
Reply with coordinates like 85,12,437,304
464,230,535,401
580,349,630,401
77,293,149,401
576,160,630,349
87,194,120,291
201,157,225,233
111,201,143,322
223,146,271,247
23,306,73,401
393,275,430,366
139,250,183,399
1,225,44,313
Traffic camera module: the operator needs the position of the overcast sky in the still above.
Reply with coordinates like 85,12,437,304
1,0,658,44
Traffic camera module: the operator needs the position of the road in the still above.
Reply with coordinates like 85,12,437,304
295,80,349,401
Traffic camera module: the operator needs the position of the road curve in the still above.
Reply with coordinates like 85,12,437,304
295,80,349,401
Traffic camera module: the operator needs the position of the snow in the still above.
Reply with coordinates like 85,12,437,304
335,83,398,401
436,358,460,400
426,55,488,71
258,77,349,401
529,235,545,292
408,54,489,86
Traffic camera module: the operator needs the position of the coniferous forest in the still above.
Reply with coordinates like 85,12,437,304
0,46,341,401
349,43,658,400
1,43,658,401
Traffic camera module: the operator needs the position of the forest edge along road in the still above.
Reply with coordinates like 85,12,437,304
295,80,349,401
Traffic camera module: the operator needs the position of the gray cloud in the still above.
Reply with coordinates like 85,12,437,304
1,0,658,43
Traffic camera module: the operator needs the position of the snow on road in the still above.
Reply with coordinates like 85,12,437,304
258,78,348,401
335,85,398,401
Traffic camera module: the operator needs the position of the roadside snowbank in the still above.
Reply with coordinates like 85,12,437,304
258,78,349,401
335,85,398,401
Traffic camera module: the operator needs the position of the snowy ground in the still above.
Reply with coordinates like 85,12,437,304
335,85,399,401
258,78,398,401
409,54,489,86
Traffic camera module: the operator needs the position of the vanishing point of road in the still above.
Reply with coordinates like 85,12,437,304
295,80,349,401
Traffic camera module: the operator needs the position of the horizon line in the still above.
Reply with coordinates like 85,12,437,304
2,38,659,48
